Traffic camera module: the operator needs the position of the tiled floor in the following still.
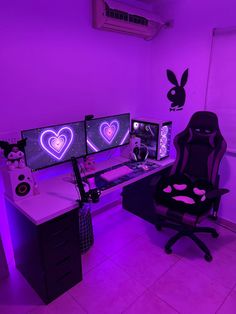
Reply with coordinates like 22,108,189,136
1,205,236,314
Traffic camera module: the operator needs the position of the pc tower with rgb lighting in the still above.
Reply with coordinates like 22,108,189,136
131,118,172,160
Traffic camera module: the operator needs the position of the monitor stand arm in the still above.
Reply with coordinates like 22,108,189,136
71,157,88,206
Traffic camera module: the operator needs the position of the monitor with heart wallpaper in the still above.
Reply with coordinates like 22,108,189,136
21,121,86,170
86,113,130,154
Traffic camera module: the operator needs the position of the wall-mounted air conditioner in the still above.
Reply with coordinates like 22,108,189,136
92,0,164,40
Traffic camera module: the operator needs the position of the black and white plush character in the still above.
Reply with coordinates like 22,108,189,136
167,69,189,111
0,139,26,170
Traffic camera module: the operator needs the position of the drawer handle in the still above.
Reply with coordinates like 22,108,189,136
51,226,70,237
56,256,71,266
57,271,71,282
54,240,68,249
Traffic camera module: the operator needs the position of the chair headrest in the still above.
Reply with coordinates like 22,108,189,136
187,128,216,148
187,111,219,133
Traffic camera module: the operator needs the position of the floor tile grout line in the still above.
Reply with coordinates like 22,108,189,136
108,254,181,313
146,256,230,314
107,254,183,312
108,257,149,290
180,251,236,291
96,231,147,259
177,257,236,289
69,256,148,314
82,256,110,277
148,293,182,314
120,286,149,314
149,255,183,285
82,254,109,275
67,290,89,314
109,242,182,287
214,284,235,313
74,212,181,312
119,275,181,314
69,256,147,313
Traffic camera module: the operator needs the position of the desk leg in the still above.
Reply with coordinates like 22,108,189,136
122,168,171,224
0,236,9,280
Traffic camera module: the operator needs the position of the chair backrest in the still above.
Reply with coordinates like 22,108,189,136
170,111,227,186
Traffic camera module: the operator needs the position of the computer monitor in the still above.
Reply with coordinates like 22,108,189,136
22,121,86,170
86,113,130,154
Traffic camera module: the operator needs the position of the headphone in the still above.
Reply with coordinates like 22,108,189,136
132,144,149,162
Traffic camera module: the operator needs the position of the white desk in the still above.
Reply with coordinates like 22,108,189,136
7,157,174,225
4,156,174,303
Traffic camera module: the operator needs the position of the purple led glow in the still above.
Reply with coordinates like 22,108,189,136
40,127,74,160
161,126,169,136
48,135,67,153
99,120,119,144
87,138,99,152
120,128,130,145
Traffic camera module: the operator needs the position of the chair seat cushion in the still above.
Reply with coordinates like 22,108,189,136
154,203,207,227
155,174,213,216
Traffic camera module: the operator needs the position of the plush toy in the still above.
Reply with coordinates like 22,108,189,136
0,139,27,170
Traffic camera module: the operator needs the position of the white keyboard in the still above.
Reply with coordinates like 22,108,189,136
101,166,133,182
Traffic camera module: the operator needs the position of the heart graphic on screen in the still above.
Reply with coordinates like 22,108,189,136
40,127,74,160
99,120,119,144
49,136,66,153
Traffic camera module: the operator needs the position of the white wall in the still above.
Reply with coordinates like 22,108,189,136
139,0,236,222
0,0,152,134
0,0,153,263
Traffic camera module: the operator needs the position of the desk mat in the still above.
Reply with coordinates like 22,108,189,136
86,161,160,191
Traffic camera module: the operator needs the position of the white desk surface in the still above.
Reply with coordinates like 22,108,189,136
6,157,174,226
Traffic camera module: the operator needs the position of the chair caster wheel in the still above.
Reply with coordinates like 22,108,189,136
204,254,213,262
165,247,172,254
212,232,219,238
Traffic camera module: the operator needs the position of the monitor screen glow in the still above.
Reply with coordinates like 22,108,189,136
22,121,86,170
86,114,130,154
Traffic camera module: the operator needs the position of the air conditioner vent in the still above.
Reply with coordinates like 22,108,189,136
93,0,164,40
105,2,148,26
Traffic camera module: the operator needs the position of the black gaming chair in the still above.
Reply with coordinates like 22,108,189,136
155,111,229,262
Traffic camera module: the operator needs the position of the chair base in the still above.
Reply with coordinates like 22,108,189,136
156,218,219,262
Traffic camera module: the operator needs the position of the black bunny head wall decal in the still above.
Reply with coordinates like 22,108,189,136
167,69,189,111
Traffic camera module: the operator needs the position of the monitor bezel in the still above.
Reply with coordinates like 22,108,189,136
21,120,87,171
85,113,131,156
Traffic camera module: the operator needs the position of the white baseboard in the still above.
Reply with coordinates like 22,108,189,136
91,199,122,217
216,217,236,233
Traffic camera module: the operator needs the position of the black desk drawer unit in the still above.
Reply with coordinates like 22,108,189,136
122,167,171,224
6,200,82,304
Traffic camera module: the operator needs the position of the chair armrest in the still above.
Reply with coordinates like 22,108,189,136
205,188,229,200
